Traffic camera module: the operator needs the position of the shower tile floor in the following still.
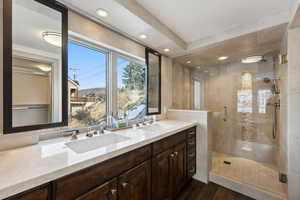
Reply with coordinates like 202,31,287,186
211,152,287,199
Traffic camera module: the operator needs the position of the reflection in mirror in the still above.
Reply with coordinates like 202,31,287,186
11,0,63,128
146,48,161,115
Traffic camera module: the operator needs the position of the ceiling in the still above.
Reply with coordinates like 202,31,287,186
59,0,290,63
174,23,288,67
13,0,61,55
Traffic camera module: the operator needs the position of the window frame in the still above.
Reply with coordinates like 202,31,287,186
111,52,147,124
68,34,146,128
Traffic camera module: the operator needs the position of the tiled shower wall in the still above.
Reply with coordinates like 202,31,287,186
197,57,279,165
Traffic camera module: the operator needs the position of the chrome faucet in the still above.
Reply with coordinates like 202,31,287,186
63,129,80,140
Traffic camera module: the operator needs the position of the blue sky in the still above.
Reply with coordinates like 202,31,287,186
68,42,134,90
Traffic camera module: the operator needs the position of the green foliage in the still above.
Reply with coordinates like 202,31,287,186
122,62,145,90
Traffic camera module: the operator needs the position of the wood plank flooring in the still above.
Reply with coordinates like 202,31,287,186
177,180,255,200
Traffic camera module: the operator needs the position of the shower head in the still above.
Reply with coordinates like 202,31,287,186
263,77,271,83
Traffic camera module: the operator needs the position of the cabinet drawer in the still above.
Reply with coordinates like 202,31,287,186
153,131,186,155
187,149,196,161
187,159,196,179
187,137,196,150
186,127,196,138
56,145,151,200
76,179,117,200
5,185,49,200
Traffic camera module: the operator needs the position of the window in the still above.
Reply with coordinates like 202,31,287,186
237,90,252,113
68,39,147,128
114,55,146,121
68,42,107,128
258,89,272,113
194,80,201,110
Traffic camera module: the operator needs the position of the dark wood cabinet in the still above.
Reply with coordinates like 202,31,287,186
173,142,186,195
118,161,151,200
152,149,173,200
6,127,197,200
152,142,187,200
76,179,117,200
5,186,49,200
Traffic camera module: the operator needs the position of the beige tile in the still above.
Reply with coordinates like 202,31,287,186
211,152,286,197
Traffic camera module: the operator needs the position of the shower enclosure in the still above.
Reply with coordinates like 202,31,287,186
197,56,286,198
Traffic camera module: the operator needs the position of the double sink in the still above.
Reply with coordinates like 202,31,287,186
65,124,170,153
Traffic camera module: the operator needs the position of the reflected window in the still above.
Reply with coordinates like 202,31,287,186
194,80,201,110
68,42,107,128
115,56,146,120
258,89,272,113
238,72,253,113
237,90,253,113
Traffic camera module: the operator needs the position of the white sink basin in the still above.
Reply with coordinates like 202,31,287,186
65,134,130,153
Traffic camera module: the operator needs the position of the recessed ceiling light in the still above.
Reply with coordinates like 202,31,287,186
186,60,192,64
204,70,209,73
197,67,201,69
218,56,228,61
164,48,170,52
42,31,61,47
139,34,147,39
242,56,263,64
96,8,109,17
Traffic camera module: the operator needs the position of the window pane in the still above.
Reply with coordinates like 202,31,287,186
68,42,107,128
194,80,201,110
116,57,146,120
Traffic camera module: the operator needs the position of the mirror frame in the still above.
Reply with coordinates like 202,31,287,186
3,0,68,134
145,47,161,116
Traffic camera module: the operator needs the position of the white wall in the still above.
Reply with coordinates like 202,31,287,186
287,26,300,200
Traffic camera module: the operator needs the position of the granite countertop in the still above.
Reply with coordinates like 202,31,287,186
0,120,197,199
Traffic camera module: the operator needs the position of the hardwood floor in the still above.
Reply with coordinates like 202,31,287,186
177,180,255,200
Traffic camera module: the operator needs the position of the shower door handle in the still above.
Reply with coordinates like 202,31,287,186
223,106,228,122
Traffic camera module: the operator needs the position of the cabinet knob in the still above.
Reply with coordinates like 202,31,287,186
107,189,117,200
170,153,175,158
174,152,178,156
110,189,117,196
122,182,128,188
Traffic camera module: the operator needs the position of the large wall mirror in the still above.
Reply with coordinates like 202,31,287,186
3,0,68,133
146,48,161,115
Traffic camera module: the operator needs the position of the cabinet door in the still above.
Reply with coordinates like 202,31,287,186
76,179,117,200
173,142,187,195
152,149,173,200
118,161,151,200
6,186,48,200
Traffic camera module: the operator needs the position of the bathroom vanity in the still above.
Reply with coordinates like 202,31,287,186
1,121,197,200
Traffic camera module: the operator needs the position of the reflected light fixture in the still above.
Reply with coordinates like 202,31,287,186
96,8,109,17
186,60,192,64
218,56,228,60
39,66,51,72
42,31,62,47
242,56,263,64
164,48,170,52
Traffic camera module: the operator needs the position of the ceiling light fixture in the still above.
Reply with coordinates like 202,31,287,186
164,48,170,52
139,34,147,39
42,31,61,47
242,56,263,64
218,56,228,61
96,8,109,17
186,60,192,64
204,70,209,73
